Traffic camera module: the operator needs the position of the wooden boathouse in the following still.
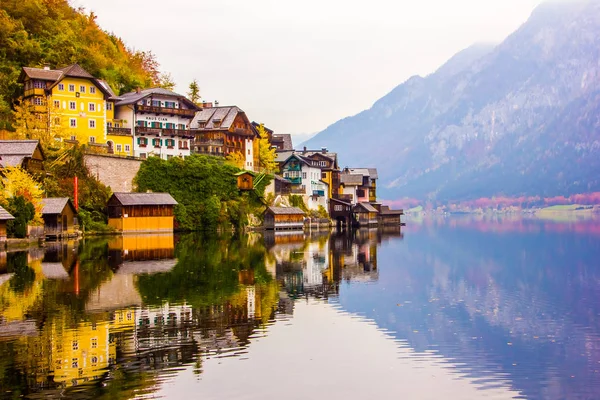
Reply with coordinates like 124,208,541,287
107,192,177,233
353,202,379,227
41,197,78,239
264,207,305,230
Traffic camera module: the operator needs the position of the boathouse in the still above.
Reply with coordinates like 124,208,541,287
353,203,379,227
329,198,354,229
0,206,15,242
41,197,78,238
107,192,178,233
377,205,404,225
264,207,305,230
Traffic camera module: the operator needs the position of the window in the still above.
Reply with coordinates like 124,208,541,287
53,100,60,109
107,122,112,128
106,103,112,111
91,338,97,349
68,84,75,92
69,101,76,110
322,172,327,179
89,103,95,112
248,149,251,155
140,153,147,159
165,101,175,108
34,80,45,89
72,359,78,369
89,136,95,143
72,341,79,350
116,144,122,152
89,119,96,128
79,85,86,93
138,137,148,147
302,172,307,179
91,356,98,365
153,138,162,147
70,135,76,141
33,98,43,106
54,117,61,125
152,100,161,107
58,83,65,91
70,118,77,128
125,144,130,152
90,86,96,94
334,205,342,211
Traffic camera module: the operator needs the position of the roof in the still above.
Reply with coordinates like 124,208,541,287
58,64,95,79
266,207,305,215
116,259,177,275
275,150,295,163
272,134,293,150
111,192,178,206
97,79,117,97
41,263,69,280
0,140,43,168
113,87,199,109
234,170,256,177
283,153,310,167
0,206,15,221
340,173,364,186
348,168,378,179
380,205,404,215
190,106,253,132
21,67,63,81
355,203,379,213
41,198,74,215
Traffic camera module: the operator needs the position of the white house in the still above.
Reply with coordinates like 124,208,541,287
281,154,329,211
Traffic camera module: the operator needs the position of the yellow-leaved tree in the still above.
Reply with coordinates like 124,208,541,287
1,167,44,225
256,124,277,173
225,151,245,169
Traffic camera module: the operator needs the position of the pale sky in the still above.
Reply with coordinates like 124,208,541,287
73,0,544,142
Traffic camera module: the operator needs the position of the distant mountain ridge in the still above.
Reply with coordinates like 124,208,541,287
303,0,600,202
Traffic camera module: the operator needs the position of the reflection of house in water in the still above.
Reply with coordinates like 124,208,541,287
41,241,78,279
108,234,177,273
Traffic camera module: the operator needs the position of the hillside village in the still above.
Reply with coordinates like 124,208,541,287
0,63,402,240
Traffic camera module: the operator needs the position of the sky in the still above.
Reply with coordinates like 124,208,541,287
73,0,544,143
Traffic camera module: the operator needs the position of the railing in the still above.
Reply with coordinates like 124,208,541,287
24,88,46,97
290,187,305,194
135,127,162,135
233,128,252,136
286,177,302,184
136,104,196,117
197,138,224,146
135,127,193,137
312,190,325,197
107,127,132,136
286,164,302,172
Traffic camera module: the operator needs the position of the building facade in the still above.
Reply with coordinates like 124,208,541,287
107,192,178,233
112,88,198,159
280,154,329,211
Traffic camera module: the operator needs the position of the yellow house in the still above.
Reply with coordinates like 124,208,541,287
20,64,133,153
107,192,178,233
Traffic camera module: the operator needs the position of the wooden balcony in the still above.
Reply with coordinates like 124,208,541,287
286,177,302,184
196,138,224,146
135,126,193,138
135,127,162,135
107,127,132,136
135,104,196,118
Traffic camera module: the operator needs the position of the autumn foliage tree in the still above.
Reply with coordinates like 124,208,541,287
256,124,277,173
0,167,44,237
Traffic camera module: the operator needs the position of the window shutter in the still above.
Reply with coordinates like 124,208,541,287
137,137,141,145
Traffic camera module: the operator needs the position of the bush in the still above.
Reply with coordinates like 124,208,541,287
78,209,113,233
5,196,35,238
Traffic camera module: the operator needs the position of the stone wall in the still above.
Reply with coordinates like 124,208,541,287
84,154,142,193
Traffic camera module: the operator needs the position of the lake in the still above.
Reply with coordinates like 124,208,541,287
1,215,600,399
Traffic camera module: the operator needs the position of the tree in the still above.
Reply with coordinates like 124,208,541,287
187,79,201,105
5,195,35,238
1,167,44,225
256,123,277,173
157,72,176,91
225,151,245,169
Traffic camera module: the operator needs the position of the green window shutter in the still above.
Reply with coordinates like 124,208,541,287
160,139,163,146
137,137,141,145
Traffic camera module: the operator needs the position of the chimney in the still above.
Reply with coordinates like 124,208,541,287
43,64,51,71
215,100,219,107
136,87,141,94
303,146,307,154
321,147,327,154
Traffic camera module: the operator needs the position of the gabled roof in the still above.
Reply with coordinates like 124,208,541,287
21,67,63,81
234,170,256,177
348,168,378,179
97,79,117,98
113,88,199,109
0,206,15,221
272,134,293,150
41,198,75,215
379,205,404,215
354,203,379,213
58,64,95,79
340,173,364,186
266,206,305,215
283,153,310,166
110,192,178,206
0,140,44,168
190,106,249,131
275,150,295,163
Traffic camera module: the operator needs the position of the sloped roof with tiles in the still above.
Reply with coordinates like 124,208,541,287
272,134,293,150
0,206,15,221
41,198,74,215
340,173,364,186
21,67,63,81
114,87,198,109
21,64,115,97
111,192,178,206
355,203,378,213
191,106,248,131
266,207,305,215
0,140,43,168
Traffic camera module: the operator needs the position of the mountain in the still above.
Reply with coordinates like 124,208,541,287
303,0,600,202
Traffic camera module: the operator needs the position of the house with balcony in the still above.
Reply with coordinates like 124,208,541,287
190,106,257,170
280,153,329,211
19,64,115,147
111,88,199,159
339,168,378,204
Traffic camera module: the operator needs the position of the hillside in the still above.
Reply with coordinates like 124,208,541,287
303,0,600,202
0,0,161,126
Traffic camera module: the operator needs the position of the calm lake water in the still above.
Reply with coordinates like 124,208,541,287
1,216,600,399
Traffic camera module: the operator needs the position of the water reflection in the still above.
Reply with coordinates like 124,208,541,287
0,218,599,399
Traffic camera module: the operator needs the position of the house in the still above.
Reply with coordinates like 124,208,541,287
19,64,116,148
377,205,404,225
273,175,292,195
340,168,378,204
235,171,255,191
190,106,258,170
0,140,45,175
271,134,293,151
279,153,329,211
329,198,354,229
0,206,15,242
107,192,178,233
264,207,305,230
112,88,199,159
353,202,379,227
40,197,78,238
